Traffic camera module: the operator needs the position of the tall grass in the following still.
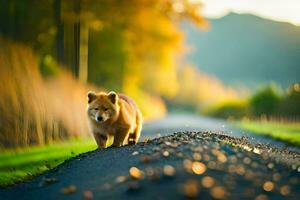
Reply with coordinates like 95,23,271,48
0,38,94,148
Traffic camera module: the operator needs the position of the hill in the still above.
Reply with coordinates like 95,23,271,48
182,13,300,89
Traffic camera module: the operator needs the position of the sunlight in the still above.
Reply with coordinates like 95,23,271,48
198,0,300,25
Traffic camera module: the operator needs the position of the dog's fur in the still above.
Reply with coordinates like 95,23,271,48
87,91,142,148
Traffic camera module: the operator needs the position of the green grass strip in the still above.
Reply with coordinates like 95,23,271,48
236,121,300,146
0,139,97,187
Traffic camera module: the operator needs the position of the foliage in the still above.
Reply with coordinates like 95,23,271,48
0,139,96,187
249,84,281,116
208,83,300,120
277,84,300,117
0,0,207,95
81,0,208,107
0,0,209,124
0,0,56,54
206,101,249,119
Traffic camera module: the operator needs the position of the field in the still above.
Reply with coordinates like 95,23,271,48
0,139,96,187
236,120,300,146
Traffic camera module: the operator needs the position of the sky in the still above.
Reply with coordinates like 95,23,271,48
197,0,300,26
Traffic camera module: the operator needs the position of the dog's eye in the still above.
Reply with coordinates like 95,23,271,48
104,107,108,111
94,108,99,111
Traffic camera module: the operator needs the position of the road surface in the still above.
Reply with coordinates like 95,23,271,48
142,114,299,152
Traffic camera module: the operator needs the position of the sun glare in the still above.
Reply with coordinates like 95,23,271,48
198,0,300,26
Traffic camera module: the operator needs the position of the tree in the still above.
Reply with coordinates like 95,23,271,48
0,0,207,105
249,85,281,117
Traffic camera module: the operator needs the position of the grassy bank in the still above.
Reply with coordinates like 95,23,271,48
0,139,96,187
236,120,300,146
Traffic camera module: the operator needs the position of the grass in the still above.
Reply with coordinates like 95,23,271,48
0,139,97,187
236,120,300,146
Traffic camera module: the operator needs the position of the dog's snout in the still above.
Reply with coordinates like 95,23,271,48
96,116,103,122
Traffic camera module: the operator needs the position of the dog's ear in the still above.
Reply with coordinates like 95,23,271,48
87,91,97,103
108,91,118,104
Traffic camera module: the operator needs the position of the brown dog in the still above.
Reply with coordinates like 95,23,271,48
87,91,142,148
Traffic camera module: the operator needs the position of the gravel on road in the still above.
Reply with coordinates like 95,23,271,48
1,131,299,200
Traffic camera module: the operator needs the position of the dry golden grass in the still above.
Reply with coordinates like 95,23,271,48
0,38,96,148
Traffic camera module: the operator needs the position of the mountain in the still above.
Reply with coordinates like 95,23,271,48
182,13,300,89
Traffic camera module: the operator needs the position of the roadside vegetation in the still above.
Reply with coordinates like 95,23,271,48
207,83,300,119
237,120,300,147
206,83,300,145
0,139,96,187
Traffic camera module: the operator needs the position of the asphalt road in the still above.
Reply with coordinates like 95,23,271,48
0,114,299,200
142,114,299,152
